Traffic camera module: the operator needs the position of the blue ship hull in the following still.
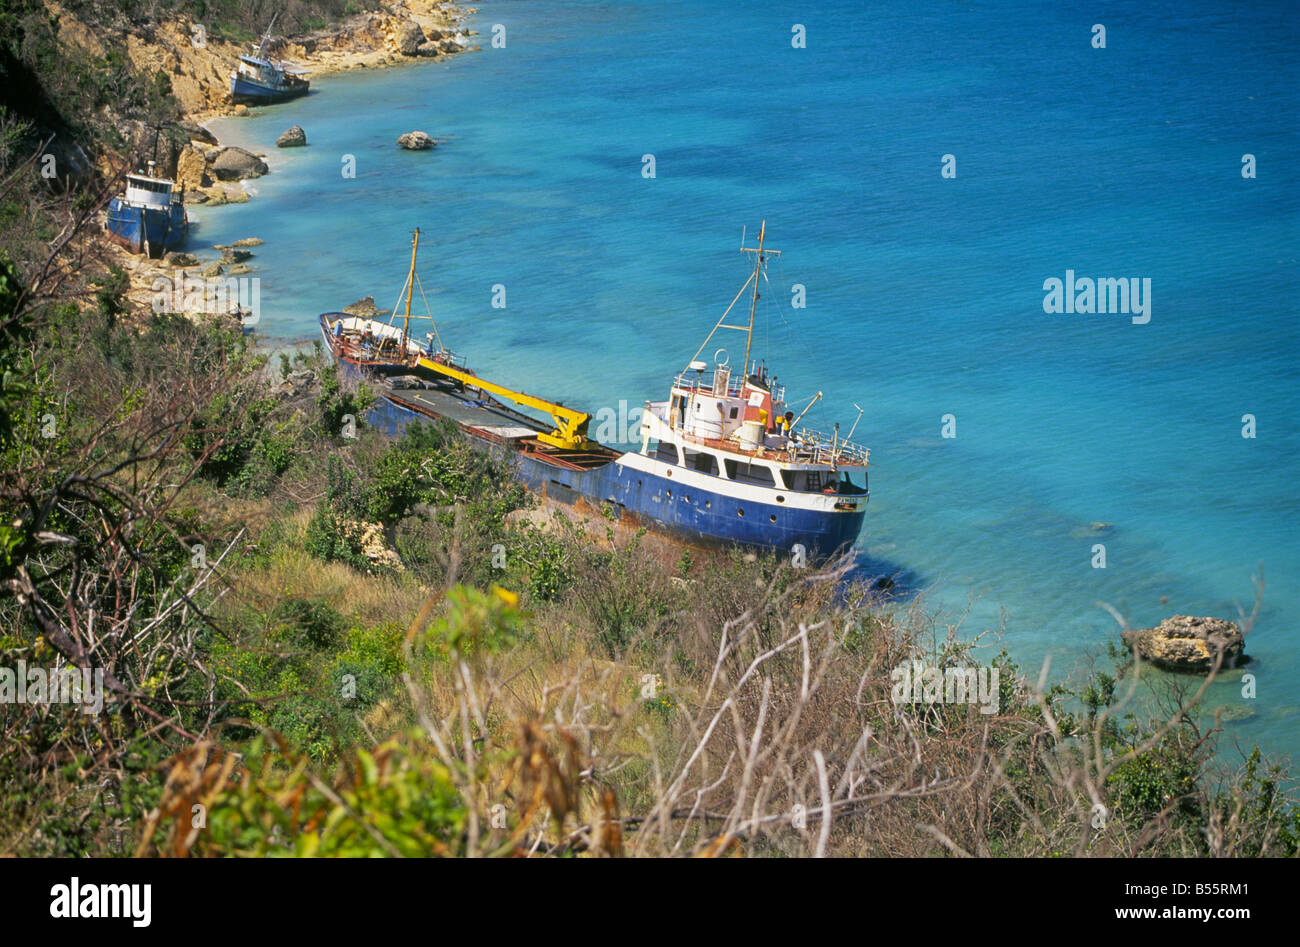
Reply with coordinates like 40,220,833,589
105,198,188,257
360,377,866,562
230,73,309,104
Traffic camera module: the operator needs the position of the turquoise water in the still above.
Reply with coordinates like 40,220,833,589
194,1,1299,766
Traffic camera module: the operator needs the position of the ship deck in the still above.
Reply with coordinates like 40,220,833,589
380,376,619,471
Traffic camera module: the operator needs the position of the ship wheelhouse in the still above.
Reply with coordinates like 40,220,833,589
121,173,180,210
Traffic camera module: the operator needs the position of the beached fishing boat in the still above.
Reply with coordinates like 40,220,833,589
335,223,870,561
319,228,450,375
104,161,188,258
229,16,310,105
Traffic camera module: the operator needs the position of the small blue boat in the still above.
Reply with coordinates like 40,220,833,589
105,162,188,258
229,16,310,105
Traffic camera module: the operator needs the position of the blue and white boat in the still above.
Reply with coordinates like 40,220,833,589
104,162,188,258
229,17,310,105
335,223,871,562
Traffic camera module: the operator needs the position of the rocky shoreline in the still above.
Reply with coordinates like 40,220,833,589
53,0,481,312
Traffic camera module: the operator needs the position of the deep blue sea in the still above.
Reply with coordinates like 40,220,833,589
195,0,1299,769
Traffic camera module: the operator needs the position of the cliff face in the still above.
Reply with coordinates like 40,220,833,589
47,2,245,116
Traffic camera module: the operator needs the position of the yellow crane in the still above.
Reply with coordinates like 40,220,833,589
415,355,594,451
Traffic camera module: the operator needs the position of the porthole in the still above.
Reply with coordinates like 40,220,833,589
776,495,785,504
769,514,777,523
667,490,672,499
705,500,711,510
737,508,745,518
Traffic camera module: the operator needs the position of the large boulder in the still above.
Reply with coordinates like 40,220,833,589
415,40,441,57
175,145,210,189
396,130,434,151
395,20,425,56
276,125,307,148
210,146,268,180
1122,615,1246,673
220,247,253,264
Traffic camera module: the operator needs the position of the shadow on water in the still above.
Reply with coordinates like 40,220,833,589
841,547,923,604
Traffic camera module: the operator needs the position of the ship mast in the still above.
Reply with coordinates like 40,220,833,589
740,220,768,379
687,222,781,371
257,13,278,60
400,227,420,357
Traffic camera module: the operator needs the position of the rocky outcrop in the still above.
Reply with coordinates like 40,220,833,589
396,130,434,151
164,251,199,267
200,186,249,206
220,247,253,264
276,125,307,148
210,147,268,180
181,122,218,145
395,21,426,55
343,296,388,317
175,145,210,189
231,237,264,247
1122,615,1246,673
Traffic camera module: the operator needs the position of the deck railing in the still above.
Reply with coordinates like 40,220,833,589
792,427,870,465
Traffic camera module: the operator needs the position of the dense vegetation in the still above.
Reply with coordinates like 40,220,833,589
0,2,1296,858
2,236,1296,856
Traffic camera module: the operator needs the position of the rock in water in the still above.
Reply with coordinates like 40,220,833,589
165,252,199,267
396,130,434,151
343,296,389,318
1122,615,1246,673
416,40,441,57
276,125,307,148
210,146,269,180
